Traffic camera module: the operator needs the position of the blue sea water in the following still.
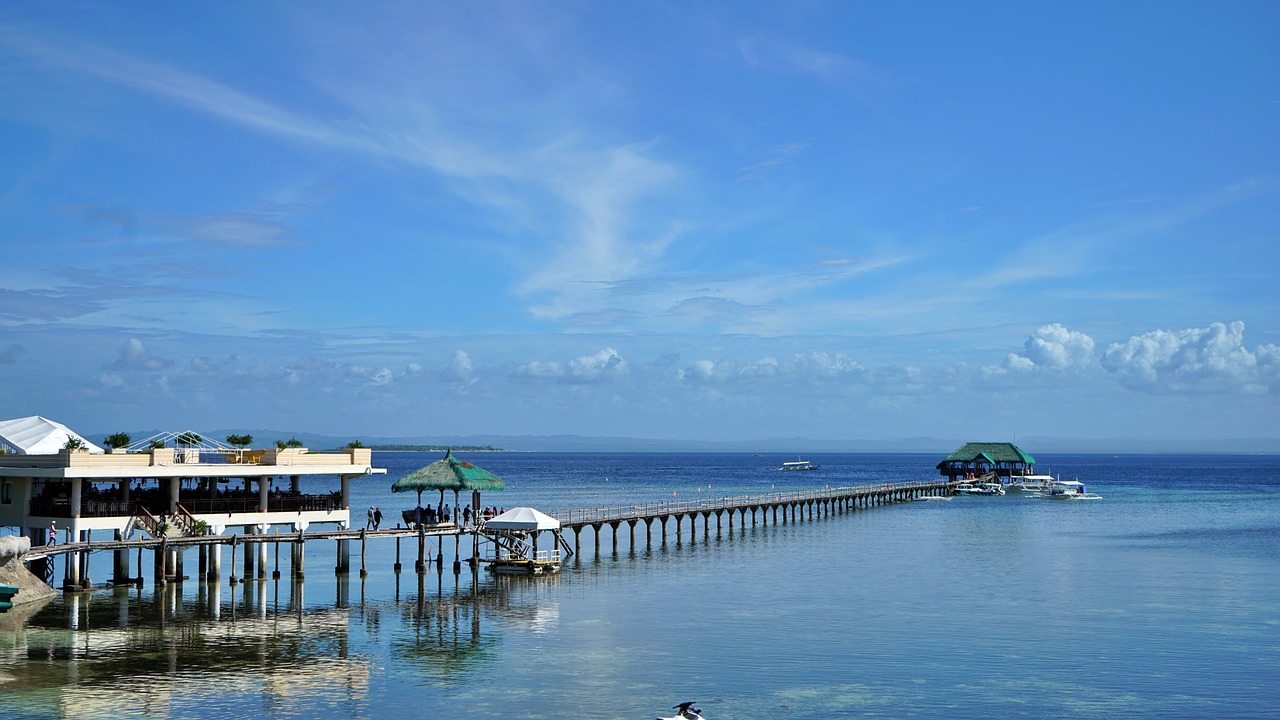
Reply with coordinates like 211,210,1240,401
2,452,1278,719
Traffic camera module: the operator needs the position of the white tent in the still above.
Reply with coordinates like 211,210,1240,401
483,506,561,531
0,415,104,454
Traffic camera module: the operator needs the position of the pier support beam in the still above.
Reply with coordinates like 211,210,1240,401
113,530,130,584
336,538,351,575
291,540,305,579
207,541,221,581
255,537,267,580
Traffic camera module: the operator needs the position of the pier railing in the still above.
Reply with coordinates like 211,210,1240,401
548,480,943,525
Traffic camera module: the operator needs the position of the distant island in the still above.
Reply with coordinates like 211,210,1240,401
364,444,505,452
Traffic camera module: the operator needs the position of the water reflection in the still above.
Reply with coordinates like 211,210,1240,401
0,569,559,718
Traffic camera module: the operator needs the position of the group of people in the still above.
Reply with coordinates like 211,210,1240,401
361,503,514,531
406,504,507,529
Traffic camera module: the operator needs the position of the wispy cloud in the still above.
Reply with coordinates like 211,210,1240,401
738,142,809,181
737,36,880,84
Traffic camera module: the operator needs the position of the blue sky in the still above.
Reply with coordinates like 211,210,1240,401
1,1,1277,445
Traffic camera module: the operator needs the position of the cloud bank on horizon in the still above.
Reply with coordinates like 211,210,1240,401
1,2,1277,444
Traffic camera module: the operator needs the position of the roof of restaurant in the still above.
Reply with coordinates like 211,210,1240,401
936,442,1036,468
0,415,104,455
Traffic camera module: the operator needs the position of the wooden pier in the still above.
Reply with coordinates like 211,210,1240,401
551,479,953,556
22,479,955,591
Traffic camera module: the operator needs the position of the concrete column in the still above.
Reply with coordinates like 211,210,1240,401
207,541,222,580
65,549,81,589
255,538,267,579
340,475,351,510
70,478,83,519
291,541,305,579
258,477,269,512
243,525,256,578
114,529,130,583
336,538,351,574
168,477,180,515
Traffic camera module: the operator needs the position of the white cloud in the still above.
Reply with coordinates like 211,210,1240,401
111,338,172,371
515,348,628,384
677,352,866,385
444,350,475,384
985,323,1097,377
1102,321,1278,393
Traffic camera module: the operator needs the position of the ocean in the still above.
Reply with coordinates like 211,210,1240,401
2,452,1278,719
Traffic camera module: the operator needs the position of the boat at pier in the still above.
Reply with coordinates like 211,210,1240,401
954,482,1005,496
1004,472,1056,493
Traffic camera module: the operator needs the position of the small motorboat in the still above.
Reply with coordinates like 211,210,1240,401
657,701,705,720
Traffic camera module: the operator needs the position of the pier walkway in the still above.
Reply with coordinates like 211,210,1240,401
551,479,952,555
22,479,955,590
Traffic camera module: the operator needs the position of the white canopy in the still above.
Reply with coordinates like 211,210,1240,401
0,415,104,455
484,506,561,531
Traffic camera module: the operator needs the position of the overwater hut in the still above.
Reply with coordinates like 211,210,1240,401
936,442,1036,481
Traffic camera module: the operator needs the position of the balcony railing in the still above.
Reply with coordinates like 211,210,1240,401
29,493,343,519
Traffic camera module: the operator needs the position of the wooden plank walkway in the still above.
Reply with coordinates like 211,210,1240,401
547,479,954,555
22,478,957,588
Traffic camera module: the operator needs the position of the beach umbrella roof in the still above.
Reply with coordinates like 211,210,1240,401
391,450,505,495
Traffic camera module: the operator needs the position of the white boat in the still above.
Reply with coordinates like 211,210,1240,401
779,459,818,471
1005,472,1056,493
954,482,1005,496
1035,479,1102,500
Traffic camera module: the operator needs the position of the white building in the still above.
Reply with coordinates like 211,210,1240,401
0,416,385,585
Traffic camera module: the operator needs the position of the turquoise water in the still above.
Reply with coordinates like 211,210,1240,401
2,453,1278,719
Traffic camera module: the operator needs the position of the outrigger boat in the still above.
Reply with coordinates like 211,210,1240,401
953,482,1005,496
1035,479,1102,500
1004,472,1056,493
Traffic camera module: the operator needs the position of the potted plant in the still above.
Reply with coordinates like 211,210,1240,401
104,432,132,453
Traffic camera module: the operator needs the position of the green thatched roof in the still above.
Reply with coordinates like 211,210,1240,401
391,450,505,495
936,442,1035,469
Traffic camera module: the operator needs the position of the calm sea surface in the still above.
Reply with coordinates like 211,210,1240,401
2,452,1278,719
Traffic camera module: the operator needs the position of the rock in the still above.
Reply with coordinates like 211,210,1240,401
0,535,59,605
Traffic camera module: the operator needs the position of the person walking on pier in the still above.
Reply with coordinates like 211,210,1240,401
366,506,375,529
374,506,383,529
47,520,57,546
